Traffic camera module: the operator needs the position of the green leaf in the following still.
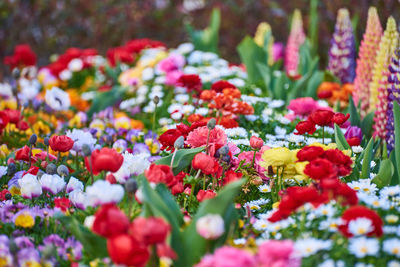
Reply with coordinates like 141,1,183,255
56,215,108,258
390,150,400,185
182,180,244,266
361,111,374,140
349,96,361,127
308,0,319,57
372,159,394,188
272,71,289,100
155,147,204,175
360,138,374,179
87,86,127,118
334,124,351,150
394,102,400,181
256,62,272,96
305,71,324,98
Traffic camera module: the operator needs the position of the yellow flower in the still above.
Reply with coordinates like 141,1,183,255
0,99,17,110
9,186,20,196
272,202,280,209
260,147,293,168
0,256,11,267
69,114,82,128
15,212,35,228
33,121,51,136
0,144,9,158
23,261,41,267
295,161,309,176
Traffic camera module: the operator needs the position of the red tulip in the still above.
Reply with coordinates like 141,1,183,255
107,234,150,267
294,120,316,135
309,109,334,126
317,90,333,99
331,113,350,126
92,204,129,238
346,137,360,146
15,145,33,162
129,217,170,245
250,136,263,149
85,148,123,175
196,189,216,202
49,135,74,152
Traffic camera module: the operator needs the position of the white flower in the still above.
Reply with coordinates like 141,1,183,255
315,204,336,218
196,214,225,240
85,180,124,207
383,238,400,256
176,43,194,54
112,152,151,183
68,58,83,72
69,189,86,209
0,83,13,97
66,177,84,193
348,218,374,236
18,174,42,199
319,259,345,267
352,146,363,154
66,129,96,153
388,261,400,267
39,174,66,194
348,237,379,258
347,179,377,195
84,215,95,229
59,69,72,81
385,214,399,224
0,166,7,178
45,87,70,111
19,78,39,101
258,184,271,193
294,238,332,257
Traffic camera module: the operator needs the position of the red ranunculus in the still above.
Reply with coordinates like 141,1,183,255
250,136,264,149
54,197,71,213
223,170,243,185
333,182,359,206
192,153,219,175
339,205,383,237
107,234,150,267
0,111,9,132
331,113,350,126
158,129,183,151
15,145,31,162
85,148,124,175
92,204,129,238
304,158,337,180
323,149,353,176
296,146,325,162
3,109,20,124
294,120,316,135
211,80,236,92
17,120,29,131
49,135,74,152
156,243,177,260
317,90,333,99
177,74,202,93
309,109,334,126
4,44,37,69
144,164,176,188
171,171,188,195
129,217,170,245
0,189,10,201
196,189,216,202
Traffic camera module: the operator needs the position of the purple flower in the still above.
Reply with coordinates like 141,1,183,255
17,248,40,266
126,129,141,143
112,139,128,153
344,126,363,140
65,237,83,260
14,236,34,249
132,143,150,154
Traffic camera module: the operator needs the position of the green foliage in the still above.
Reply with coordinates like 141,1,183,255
334,124,350,150
361,111,374,141
393,102,400,182
360,138,374,179
87,86,127,118
348,96,361,127
155,147,204,175
372,159,394,188
186,8,220,54
308,0,319,57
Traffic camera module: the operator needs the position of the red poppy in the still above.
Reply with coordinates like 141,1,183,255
294,120,316,135
107,234,150,267
3,109,20,124
92,204,129,238
0,111,9,132
309,109,334,127
15,145,32,162
192,153,220,175
85,148,123,175
49,135,74,152
296,146,325,162
196,189,217,202
158,129,183,151
129,217,170,245
339,205,383,237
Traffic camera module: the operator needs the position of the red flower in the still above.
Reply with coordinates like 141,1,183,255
92,204,129,238
3,109,20,124
4,44,37,69
222,170,243,185
85,148,124,175
49,135,74,152
15,145,31,162
294,120,316,135
156,243,177,260
107,234,150,267
0,189,10,201
106,46,134,67
317,90,333,99
250,136,263,149
320,179,358,206
144,164,177,188
54,197,71,213
0,111,9,132
331,113,350,126
177,74,202,93
192,153,219,175
17,120,29,131
304,158,337,180
296,146,325,162
158,129,183,151
323,149,352,176
125,38,165,54
309,109,334,126
346,137,361,147
339,205,383,237
196,189,216,202
171,172,188,195
211,80,236,92
129,217,170,245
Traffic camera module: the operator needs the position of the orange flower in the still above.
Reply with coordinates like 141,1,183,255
222,88,241,98
200,90,216,101
130,119,144,130
66,89,90,111
188,114,204,123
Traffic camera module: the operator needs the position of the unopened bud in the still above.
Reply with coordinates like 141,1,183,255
153,96,160,105
125,179,138,194
37,170,45,179
44,137,50,146
207,118,216,130
29,134,37,145
12,68,20,79
57,165,69,177
7,163,16,176
82,144,91,157
46,163,57,175
174,136,184,149
218,145,229,156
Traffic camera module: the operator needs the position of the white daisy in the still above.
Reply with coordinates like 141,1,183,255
348,237,379,258
383,238,400,256
348,218,373,236
258,184,271,193
294,238,332,257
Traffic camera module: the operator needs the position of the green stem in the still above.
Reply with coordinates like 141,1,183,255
251,150,256,168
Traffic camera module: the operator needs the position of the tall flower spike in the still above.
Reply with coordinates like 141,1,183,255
327,8,356,84
284,9,305,77
373,69,390,140
353,7,383,117
368,16,399,113
254,22,274,65
385,49,400,153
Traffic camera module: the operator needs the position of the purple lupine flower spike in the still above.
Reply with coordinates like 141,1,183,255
386,49,400,154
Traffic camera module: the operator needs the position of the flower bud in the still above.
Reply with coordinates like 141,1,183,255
29,134,37,145
250,136,264,150
153,96,160,105
57,165,69,177
217,145,229,156
82,144,92,157
5,193,11,200
46,163,57,175
44,137,50,146
12,68,20,79
37,170,45,179
174,136,184,149
125,179,138,194
7,163,16,176
196,214,225,240
207,118,216,130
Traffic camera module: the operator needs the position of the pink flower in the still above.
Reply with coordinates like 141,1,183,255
165,70,183,86
157,54,185,73
195,246,256,267
256,240,300,267
288,97,320,118
186,126,227,156
237,151,267,180
272,42,284,62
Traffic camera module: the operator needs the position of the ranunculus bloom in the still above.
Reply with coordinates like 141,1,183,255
294,120,316,135
192,153,219,175
107,234,150,267
250,136,263,149
49,135,74,152
186,126,227,156
196,246,256,267
296,146,325,162
144,164,177,188
339,205,383,237
3,109,20,124
331,112,350,126
85,148,123,175
4,44,37,69
0,111,9,132
211,80,236,92
129,217,170,245
322,149,352,176
309,109,334,126
197,190,217,202
158,129,183,151
92,204,129,238
222,170,243,185
260,147,293,168
288,97,320,118
257,240,300,267
15,145,32,162
304,158,337,180
177,74,202,93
